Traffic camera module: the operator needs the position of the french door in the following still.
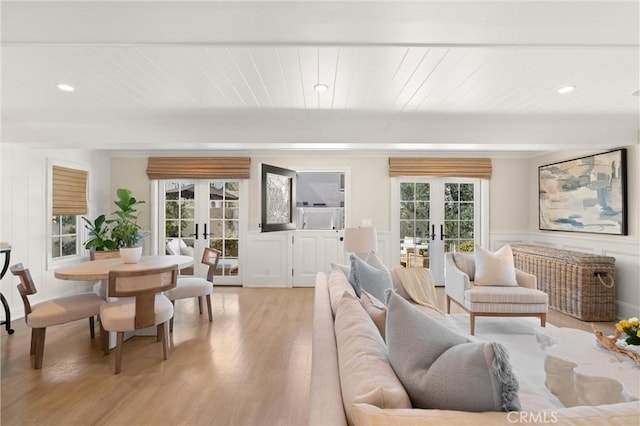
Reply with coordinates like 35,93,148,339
392,178,485,285
159,180,245,285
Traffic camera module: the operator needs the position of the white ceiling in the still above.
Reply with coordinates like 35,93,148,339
1,1,638,156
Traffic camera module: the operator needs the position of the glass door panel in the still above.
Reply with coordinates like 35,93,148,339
208,181,240,277
399,182,431,269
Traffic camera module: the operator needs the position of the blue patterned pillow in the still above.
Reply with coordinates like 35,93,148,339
349,253,393,303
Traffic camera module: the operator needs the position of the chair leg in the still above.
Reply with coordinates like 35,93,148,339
114,332,124,374
34,328,46,369
157,323,162,343
446,295,451,314
469,313,476,336
30,328,37,355
540,313,547,328
206,294,213,322
100,323,110,356
160,322,170,360
198,296,203,315
89,316,95,339
170,300,175,333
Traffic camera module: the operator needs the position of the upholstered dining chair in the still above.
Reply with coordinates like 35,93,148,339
99,264,177,374
165,247,220,332
10,263,107,369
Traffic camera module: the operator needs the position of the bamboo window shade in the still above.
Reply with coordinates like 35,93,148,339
52,165,88,215
146,157,251,180
389,157,492,179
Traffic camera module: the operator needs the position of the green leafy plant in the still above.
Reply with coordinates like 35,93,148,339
82,188,146,251
82,214,117,251
110,188,145,248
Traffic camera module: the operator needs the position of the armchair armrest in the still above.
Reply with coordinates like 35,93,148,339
515,269,537,289
444,253,472,303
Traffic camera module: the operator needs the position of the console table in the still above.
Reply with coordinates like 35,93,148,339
536,327,639,407
0,243,15,334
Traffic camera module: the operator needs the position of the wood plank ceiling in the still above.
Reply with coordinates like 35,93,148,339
1,1,638,154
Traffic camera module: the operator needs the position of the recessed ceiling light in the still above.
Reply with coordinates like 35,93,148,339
313,83,329,93
57,83,75,92
632,90,639,97
557,85,575,94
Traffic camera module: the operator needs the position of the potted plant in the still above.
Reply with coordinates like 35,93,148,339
110,188,145,263
82,214,117,252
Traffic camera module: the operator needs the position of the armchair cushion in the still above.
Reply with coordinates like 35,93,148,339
474,245,517,287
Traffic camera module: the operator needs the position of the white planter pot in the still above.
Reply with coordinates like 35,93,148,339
120,246,143,264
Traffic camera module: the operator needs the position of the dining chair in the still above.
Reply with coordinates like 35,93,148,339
10,263,108,369
90,250,121,299
99,264,178,374
165,247,220,332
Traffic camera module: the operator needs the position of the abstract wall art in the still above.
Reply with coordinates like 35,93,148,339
539,149,627,235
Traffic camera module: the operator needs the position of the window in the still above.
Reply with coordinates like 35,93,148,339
51,215,79,258
49,163,88,263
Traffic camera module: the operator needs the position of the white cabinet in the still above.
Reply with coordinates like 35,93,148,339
292,230,344,287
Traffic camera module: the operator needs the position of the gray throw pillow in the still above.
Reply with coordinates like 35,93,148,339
385,291,521,412
349,254,393,303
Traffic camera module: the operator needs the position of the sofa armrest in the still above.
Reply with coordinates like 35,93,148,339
444,253,471,304
308,272,348,426
515,269,537,289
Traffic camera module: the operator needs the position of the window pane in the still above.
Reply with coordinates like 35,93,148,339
52,238,61,258
166,221,180,237
415,202,429,220
181,183,195,199
400,202,414,219
61,215,76,234
226,221,239,238
415,183,429,201
445,202,458,220
445,221,458,239
182,200,195,219
400,221,413,238
225,201,239,219
165,182,179,200
460,221,474,238
460,203,474,220
226,240,239,257
459,240,475,252
225,182,240,199
460,184,474,201
210,182,224,201
166,201,179,219
415,221,430,240
211,220,223,238
61,236,77,256
400,183,414,201
210,201,223,219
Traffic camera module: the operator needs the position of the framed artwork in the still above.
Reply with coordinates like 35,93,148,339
539,149,627,235
261,163,296,232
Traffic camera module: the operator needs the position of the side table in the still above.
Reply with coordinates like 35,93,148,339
535,327,639,407
0,243,15,334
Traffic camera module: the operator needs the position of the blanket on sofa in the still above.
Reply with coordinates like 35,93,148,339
393,267,442,313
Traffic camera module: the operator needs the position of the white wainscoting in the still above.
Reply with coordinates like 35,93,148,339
244,231,292,288
491,232,640,320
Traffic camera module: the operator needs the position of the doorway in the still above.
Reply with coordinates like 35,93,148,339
392,177,486,285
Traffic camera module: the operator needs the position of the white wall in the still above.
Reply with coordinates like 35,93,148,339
0,143,111,319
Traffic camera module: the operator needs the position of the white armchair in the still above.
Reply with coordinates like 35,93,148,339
445,252,548,335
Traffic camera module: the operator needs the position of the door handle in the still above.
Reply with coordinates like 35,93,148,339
189,223,199,240
440,224,448,241
430,224,436,241
202,223,215,239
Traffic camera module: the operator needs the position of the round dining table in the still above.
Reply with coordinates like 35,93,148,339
55,255,194,281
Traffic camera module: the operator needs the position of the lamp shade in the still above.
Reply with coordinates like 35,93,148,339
343,227,378,255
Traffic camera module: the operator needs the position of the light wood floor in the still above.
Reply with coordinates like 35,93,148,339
1,287,615,425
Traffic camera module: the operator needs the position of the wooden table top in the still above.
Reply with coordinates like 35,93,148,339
55,255,193,281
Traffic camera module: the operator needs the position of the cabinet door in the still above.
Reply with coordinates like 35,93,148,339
292,230,343,287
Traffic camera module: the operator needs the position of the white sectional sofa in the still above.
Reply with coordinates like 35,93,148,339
309,269,640,425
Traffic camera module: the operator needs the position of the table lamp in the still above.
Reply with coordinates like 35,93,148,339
343,227,378,258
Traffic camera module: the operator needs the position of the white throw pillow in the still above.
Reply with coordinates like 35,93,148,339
474,244,517,286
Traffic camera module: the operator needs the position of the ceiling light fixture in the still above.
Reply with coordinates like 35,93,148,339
557,85,575,94
313,83,329,92
57,83,75,92
314,48,328,93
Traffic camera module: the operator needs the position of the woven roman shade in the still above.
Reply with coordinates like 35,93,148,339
146,157,251,180
52,165,88,215
389,157,492,179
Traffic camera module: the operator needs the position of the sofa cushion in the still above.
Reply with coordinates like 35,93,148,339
334,292,411,424
330,261,350,277
385,291,521,412
349,253,393,303
465,286,549,304
474,244,517,286
359,290,387,340
327,269,357,317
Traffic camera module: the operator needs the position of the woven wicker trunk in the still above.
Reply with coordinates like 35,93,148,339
511,244,616,321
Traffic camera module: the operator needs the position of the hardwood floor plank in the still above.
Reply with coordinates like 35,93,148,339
1,286,614,425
